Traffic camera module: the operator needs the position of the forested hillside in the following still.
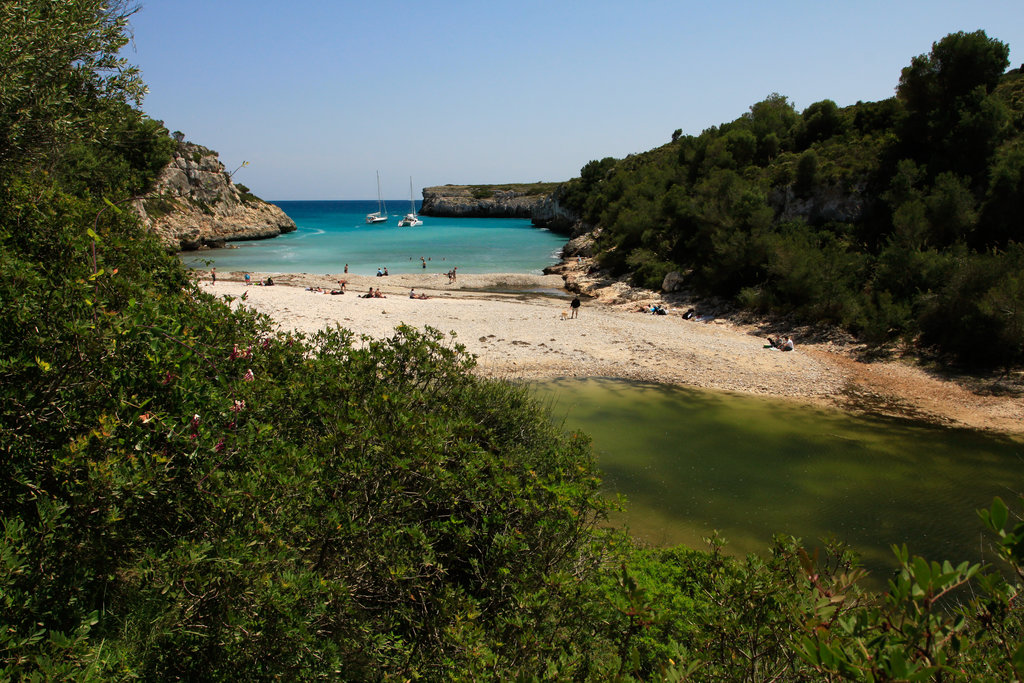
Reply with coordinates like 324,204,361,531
5,4,1024,679
560,31,1024,367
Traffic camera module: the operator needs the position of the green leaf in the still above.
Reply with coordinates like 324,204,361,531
991,497,1009,531
1012,642,1024,671
912,556,931,585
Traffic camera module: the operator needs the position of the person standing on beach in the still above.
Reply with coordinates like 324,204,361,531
211,267,216,285
344,264,348,274
570,295,580,318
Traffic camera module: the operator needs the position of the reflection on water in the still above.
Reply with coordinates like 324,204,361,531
534,378,1024,583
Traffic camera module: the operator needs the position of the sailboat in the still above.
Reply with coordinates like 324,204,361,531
397,177,423,227
365,171,388,224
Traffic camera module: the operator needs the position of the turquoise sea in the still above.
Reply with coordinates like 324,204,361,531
179,200,567,277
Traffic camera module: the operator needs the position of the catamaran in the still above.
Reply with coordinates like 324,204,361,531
366,171,388,224
397,177,423,227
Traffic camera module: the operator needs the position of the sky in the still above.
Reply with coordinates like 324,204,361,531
125,1,1024,201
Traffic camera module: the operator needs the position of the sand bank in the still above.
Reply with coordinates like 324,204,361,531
204,270,1024,435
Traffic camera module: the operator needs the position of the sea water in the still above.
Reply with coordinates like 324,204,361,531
179,200,567,277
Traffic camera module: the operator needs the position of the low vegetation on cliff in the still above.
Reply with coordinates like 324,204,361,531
465,182,561,199
4,4,1024,679
560,31,1024,368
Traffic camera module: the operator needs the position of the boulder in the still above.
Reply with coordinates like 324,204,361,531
662,271,686,293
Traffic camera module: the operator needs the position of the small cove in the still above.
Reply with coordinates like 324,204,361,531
534,377,1024,584
180,200,566,276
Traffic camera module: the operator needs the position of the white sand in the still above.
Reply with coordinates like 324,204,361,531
202,271,1024,434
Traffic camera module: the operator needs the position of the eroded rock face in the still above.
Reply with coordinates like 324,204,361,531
561,233,596,258
662,271,686,293
420,184,584,237
530,193,580,234
768,182,868,224
134,143,296,251
420,186,544,218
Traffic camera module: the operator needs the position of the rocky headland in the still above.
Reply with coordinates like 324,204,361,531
417,183,550,220
134,142,296,251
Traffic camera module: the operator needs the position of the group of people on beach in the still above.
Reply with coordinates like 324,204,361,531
235,272,273,286
305,283,345,295
767,336,795,351
361,288,386,299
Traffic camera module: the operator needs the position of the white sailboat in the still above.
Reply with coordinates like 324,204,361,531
366,171,388,224
397,177,423,227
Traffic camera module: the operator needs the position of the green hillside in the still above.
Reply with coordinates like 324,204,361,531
560,31,1024,367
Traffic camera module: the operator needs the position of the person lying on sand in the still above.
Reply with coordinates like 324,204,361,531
409,289,429,300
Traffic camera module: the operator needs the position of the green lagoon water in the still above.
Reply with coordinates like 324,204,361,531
536,378,1024,582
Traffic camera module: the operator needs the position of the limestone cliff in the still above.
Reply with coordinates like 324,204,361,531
768,181,868,224
530,188,586,236
134,142,296,251
419,183,582,235
420,184,555,219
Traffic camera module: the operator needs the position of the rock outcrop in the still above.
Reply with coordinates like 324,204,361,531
134,142,296,251
530,192,581,235
768,181,868,225
419,185,546,219
420,183,583,236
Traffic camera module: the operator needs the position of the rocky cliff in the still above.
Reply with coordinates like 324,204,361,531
419,183,582,235
134,142,296,251
768,181,869,224
420,183,563,217
530,190,586,235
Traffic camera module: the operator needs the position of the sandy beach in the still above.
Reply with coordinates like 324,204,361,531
205,269,1024,435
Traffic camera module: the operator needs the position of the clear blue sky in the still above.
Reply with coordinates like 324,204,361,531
126,0,1024,200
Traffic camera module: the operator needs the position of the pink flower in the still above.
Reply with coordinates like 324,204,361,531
214,438,226,453
229,344,240,360
192,414,200,429
231,399,246,413
243,368,254,382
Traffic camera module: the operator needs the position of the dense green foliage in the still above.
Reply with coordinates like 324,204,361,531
4,6,1024,678
456,182,560,199
560,31,1024,367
